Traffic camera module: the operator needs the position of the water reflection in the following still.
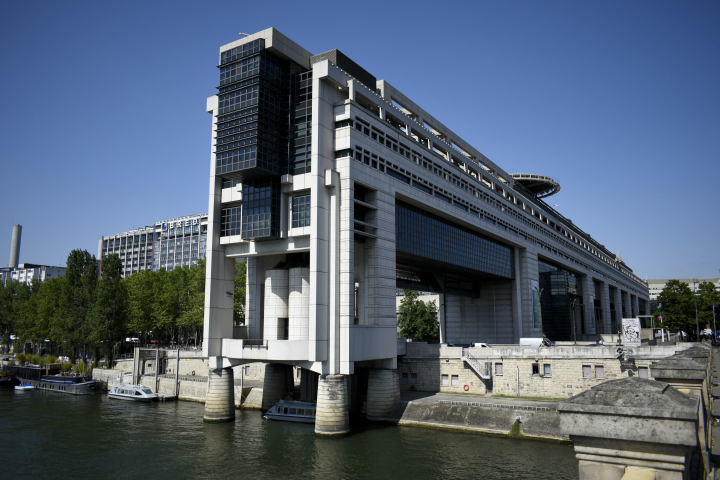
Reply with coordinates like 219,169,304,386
1,389,578,479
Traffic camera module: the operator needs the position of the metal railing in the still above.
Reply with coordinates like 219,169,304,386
461,348,491,379
243,339,268,349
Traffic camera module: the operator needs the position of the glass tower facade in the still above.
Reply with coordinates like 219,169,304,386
216,39,310,241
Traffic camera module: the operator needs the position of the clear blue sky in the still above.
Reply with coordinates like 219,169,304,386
1,1,718,279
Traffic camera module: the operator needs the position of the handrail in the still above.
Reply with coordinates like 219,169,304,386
461,348,491,379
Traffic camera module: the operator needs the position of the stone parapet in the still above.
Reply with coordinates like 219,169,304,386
315,374,349,435
558,377,700,479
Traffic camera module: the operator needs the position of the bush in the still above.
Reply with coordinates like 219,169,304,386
16,353,26,365
73,362,89,375
61,362,72,373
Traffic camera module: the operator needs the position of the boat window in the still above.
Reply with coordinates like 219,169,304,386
283,408,288,414
289,408,296,414
135,391,142,395
143,389,153,394
305,409,313,416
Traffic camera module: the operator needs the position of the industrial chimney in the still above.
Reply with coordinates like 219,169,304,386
8,224,21,268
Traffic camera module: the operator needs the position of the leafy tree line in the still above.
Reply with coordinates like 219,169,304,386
397,290,439,342
0,249,246,364
652,279,720,334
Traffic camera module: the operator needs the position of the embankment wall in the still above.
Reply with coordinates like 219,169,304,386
382,400,565,441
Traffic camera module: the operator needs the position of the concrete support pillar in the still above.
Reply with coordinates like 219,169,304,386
518,248,539,336
366,369,397,420
288,267,310,340
264,269,289,340
600,282,612,335
393,369,400,401
613,287,623,330
631,295,639,318
438,293,446,343
261,363,291,411
581,275,596,336
512,248,523,341
623,291,632,320
204,366,235,422
315,374,350,436
245,257,258,338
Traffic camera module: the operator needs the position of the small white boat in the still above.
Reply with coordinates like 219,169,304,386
108,383,158,402
14,383,35,391
264,400,316,423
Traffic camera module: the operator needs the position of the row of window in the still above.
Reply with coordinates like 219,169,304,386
400,364,649,385
345,107,644,288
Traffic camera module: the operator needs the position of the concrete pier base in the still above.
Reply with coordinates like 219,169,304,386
366,369,397,420
262,363,291,411
315,374,349,436
204,367,235,422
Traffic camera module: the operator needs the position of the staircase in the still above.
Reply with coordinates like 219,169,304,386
461,348,491,380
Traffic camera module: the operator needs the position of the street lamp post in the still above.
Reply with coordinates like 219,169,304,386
693,279,700,341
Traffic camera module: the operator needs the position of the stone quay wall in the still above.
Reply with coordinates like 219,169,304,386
383,399,565,441
399,343,692,399
91,369,263,408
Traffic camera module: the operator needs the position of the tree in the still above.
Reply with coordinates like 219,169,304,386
88,254,127,364
35,277,63,354
397,290,439,341
234,259,246,325
697,282,720,330
177,259,206,346
59,249,98,359
653,280,695,332
125,269,158,336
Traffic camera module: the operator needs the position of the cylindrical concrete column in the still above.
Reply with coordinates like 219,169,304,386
315,374,350,436
261,363,290,411
8,224,21,269
204,367,235,422
366,369,397,420
393,369,401,401
264,269,289,340
289,267,310,340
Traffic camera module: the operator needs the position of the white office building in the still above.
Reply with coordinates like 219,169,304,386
200,28,650,431
0,264,66,285
98,213,208,278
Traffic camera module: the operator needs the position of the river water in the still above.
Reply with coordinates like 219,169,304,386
2,388,578,479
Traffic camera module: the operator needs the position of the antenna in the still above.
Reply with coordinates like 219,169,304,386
239,32,249,36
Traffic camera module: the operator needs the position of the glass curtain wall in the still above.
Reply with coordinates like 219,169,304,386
538,260,584,341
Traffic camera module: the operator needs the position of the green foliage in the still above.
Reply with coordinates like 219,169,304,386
397,290,439,342
73,361,89,375
234,260,246,325
61,362,72,373
59,249,98,353
0,247,248,357
697,282,720,329
88,255,127,362
16,353,26,364
653,280,697,332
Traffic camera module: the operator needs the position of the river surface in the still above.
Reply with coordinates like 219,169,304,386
2,388,578,479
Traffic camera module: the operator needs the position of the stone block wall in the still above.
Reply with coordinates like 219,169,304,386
398,357,489,395
399,342,693,399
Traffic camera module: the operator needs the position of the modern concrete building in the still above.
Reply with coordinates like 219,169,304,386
647,278,720,301
98,213,208,278
201,28,650,430
0,263,66,285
